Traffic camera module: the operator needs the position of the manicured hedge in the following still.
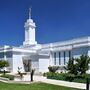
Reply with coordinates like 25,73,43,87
73,78,87,83
44,72,90,83
47,73,65,81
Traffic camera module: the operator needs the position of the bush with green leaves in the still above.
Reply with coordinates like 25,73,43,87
48,66,59,73
46,72,71,81
46,55,90,83
73,78,87,83
45,72,90,83
64,73,75,82
0,60,9,75
75,55,90,75
43,72,49,77
47,72,65,81
0,60,9,68
65,58,78,75
65,55,90,75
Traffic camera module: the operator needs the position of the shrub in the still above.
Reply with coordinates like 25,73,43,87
46,72,54,77
66,55,90,75
75,55,90,75
73,78,86,83
75,74,85,79
65,58,78,75
82,74,90,79
73,74,90,83
48,66,59,73
46,72,75,82
0,60,9,75
75,74,90,79
64,73,75,82
43,72,49,77
46,72,65,81
45,72,90,83
0,74,14,80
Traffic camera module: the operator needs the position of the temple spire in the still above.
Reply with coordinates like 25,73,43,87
23,7,37,46
29,7,32,19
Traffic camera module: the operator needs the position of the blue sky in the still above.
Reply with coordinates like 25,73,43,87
0,0,90,46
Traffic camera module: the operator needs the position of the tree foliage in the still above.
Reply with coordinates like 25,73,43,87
66,55,90,75
48,66,59,73
65,58,78,75
0,60,9,75
75,55,90,75
0,60,9,69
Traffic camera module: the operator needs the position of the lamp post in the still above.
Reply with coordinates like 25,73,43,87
28,60,31,83
28,59,35,82
31,69,35,82
86,78,90,90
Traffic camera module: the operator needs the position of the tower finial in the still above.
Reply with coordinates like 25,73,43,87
29,7,32,19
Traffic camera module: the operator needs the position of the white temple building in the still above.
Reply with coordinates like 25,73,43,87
0,9,90,74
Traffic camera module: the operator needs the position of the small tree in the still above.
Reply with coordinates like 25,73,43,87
0,60,9,75
48,66,59,73
65,58,78,75
75,55,90,75
65,55,90,75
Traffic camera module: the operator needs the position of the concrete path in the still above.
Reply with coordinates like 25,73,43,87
15,75,86,89
33,76,86,90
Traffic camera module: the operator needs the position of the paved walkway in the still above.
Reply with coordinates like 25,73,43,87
0,75,86,90
33,76,86,89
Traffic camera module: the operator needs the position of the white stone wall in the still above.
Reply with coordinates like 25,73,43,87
50,47,89,67
51,52,54,66
49,52,53,66
30,55,39,73
6,58,13,72
12,54,24,73
39,57,49,73
31,60,39,73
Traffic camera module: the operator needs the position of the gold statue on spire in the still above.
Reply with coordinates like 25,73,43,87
29,7,32,19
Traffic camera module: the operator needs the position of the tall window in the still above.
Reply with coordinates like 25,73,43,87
64,51,65,65
69,51,71,59
6,51,12,58
54,52,56,65
59,52,61,65
0,52,4,58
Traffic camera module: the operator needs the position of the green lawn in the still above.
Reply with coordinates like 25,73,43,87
0,82,84,90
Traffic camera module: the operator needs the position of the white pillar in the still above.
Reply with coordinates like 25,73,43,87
49,51,53,66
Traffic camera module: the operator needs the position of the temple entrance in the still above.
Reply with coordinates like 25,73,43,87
23,60,31,72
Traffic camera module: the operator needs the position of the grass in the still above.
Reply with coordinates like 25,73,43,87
0,82,84,90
